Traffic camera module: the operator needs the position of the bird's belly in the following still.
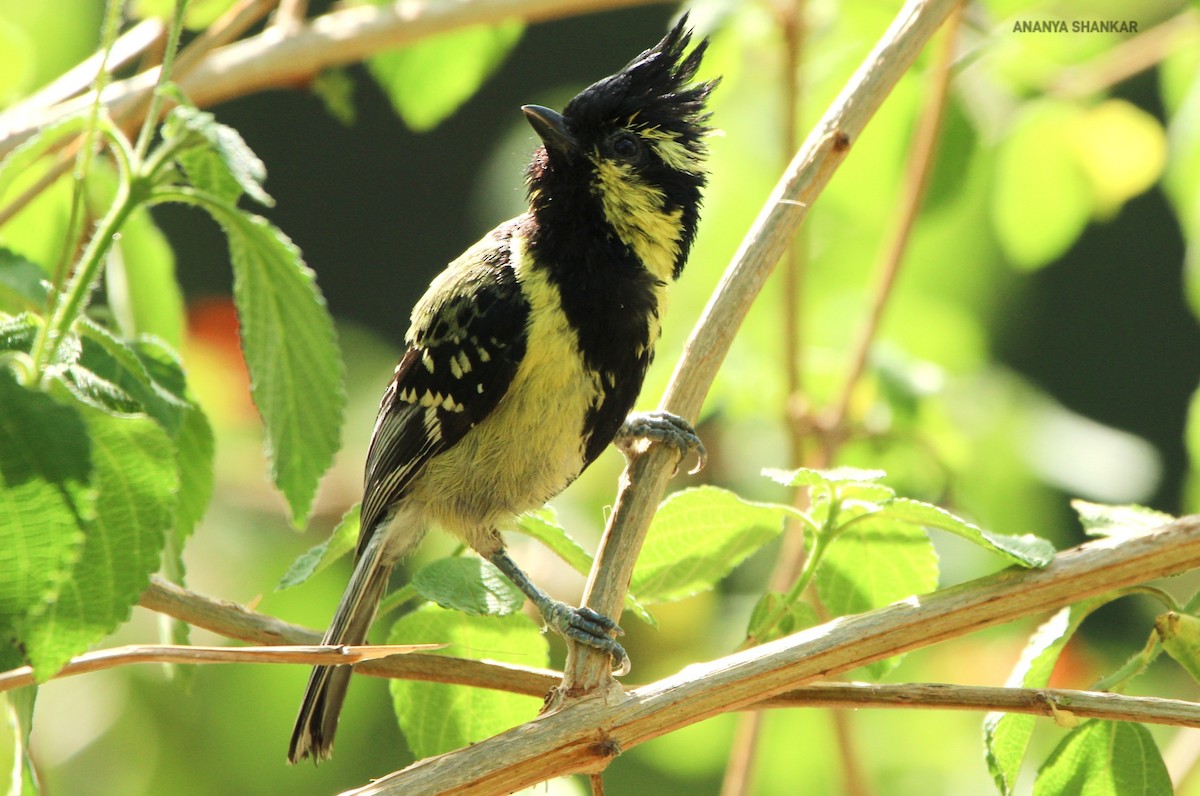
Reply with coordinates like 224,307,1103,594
407,282,599,547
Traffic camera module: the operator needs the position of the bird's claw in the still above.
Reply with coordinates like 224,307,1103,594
616,410,707,474
545,601,630,676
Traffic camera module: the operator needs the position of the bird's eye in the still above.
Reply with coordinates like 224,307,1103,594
610,133,641,160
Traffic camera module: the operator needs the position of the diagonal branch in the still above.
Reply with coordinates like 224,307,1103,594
563,0,964,694
342,516,1200,794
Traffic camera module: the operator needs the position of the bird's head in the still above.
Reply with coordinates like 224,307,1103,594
523,15,718,283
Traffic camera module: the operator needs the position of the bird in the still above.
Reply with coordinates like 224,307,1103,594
288,15,717,764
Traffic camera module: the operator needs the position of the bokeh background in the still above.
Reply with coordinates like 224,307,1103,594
2,0,1199,793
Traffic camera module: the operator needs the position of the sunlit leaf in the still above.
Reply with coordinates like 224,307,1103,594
389,605,547,758
23,399,176,679
368,21,524,132
1070,499,1175,538
632,487,785,603
1069,100,1167,218
984,599,1106,794
277,503,359,591
992,100,1091,269
1033,721,1170,796
412,557,524,617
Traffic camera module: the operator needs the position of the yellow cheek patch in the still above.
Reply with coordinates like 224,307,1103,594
593,157,683,284
638,127,707,174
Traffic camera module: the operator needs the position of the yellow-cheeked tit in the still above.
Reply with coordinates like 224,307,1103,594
289,16,716,764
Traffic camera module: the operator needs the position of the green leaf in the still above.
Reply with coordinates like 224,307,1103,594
204,209,345,526
512,507,655,626
1033,721,1171,796
277,503,360,591
69,327,213,542
1070,500,1176,538
746,591,820,644
880,498,1055,568
992,100,1092,269
22,401,176,679
389,605,547,758
311,69,357,127
984,599,1106,795
765,466,888,488
1155,612,1200,684
164,104,272,206
817,511,939,677
412,557,524,617
368,21,523,132
632,487,785,604
0,249,49,311
0,372,91,656
512,507,593,575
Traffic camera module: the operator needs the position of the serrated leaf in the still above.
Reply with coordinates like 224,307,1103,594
1070,500,1175,538
984,599,1106,795
817,513,939,678
1033,721,1171,796
389,605,547,758
412,557,524,617
882,498,1055,568
203,209,344,526
368,22,523,132
164,104,271,206
512,507,655,626
764,466,888,488
512,507,592,574
0,249,49,311
632,487,785,604
0,313,42,355
0,373,90,662
131,338,213,542
22,401,176,679
277,503,359,591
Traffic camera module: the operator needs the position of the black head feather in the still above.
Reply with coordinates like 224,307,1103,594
563,14,717,149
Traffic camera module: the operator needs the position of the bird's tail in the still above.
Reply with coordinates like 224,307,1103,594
288,531,395,764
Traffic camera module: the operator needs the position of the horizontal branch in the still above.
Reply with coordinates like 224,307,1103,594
0,0,661,159
766,682,1200,729
0,642,442,692
137,576,563,695
344,515,1200,794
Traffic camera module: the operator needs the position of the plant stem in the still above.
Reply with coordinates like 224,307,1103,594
134,0,191,160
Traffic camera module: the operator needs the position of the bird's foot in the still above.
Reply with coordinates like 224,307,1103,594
615,410,707,474
542,600,630,676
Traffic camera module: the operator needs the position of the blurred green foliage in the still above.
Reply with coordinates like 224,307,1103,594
1,0,1200,794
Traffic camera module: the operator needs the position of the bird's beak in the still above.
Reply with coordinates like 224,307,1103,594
522,105,577,161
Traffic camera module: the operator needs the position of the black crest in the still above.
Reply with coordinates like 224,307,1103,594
564,15,717,144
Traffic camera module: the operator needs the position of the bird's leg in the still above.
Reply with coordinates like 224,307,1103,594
486,548,630,676
615,410,707,474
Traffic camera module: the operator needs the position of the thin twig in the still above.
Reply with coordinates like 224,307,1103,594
343,516,1200,794
0,643,444,693
826,0,963,434
137,576,564,694
723,2,811,793
1049,10,1200,99
0,0,663,162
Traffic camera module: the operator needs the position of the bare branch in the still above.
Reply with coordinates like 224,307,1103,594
343,516,1200,794
764,682,1200,729
563,0,964,694
0,643,443,693
0,0,663,160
